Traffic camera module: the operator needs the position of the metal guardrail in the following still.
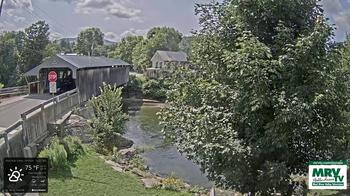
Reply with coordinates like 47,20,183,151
0,85,28,97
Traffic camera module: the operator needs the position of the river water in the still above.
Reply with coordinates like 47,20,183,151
124,103,213,188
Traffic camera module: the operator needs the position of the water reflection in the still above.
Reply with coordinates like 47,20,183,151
124,104,213,188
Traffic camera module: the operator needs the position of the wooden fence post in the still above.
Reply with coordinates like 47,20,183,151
21,114,28,146
4,133,10,157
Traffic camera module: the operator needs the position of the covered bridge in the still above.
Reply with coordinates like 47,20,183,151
25,54,130,102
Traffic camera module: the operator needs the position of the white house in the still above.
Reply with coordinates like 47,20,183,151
147,50,188,78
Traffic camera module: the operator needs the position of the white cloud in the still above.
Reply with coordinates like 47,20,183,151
49,0,141,19
104,31,118,40
322,0,350,41
119,28,148,38
13,16,26,23
50,31,63,40
3,0,33,11
106,3,141,19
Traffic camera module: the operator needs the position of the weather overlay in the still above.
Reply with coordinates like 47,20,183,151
3,158,48,193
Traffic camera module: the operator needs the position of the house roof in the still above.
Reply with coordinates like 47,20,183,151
151,51,188,62
24,54,130,78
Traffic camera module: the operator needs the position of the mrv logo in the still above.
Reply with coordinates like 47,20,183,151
308,161,347,190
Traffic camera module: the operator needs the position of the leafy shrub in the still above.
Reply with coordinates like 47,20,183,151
129,155,146,171
160,174,185,192
62,136,85,161
0,83,4,89
142,78,169,101
128,75,146,92
39,138,68,169
89,83,128,153
38,136,85,169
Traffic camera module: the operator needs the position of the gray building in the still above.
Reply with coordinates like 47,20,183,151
25,54,130,102
147,50,188,78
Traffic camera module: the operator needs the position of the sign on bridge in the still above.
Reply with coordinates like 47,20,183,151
48,71,57,94
48,71,57,82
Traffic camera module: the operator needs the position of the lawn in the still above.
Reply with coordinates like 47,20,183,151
41,150,191,196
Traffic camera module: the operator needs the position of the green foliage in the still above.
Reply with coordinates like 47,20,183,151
89,83,128,153
76,27,103,56
18,21,50,72
160,174,186,192
160,1,350,195
0,83,3,89
132,27,183,72
0,31,21,86
43,42,61,59
129,155,146,171
62,136,86,161
39,138,68,170
178,36,193,56
142,78,169,101
125,75,146,92
110,35,143,64
39,136,86,169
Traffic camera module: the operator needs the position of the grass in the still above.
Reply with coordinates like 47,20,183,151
41,150,191,196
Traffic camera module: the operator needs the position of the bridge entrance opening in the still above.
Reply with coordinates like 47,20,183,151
39,68,76,94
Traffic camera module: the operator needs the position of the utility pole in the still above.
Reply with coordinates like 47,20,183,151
0,0,4,16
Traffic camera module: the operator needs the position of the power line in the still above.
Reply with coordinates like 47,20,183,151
34,5,75,36
12,0,69,36
0,0,4,16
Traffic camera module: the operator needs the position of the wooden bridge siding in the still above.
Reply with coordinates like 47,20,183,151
76,66,129,102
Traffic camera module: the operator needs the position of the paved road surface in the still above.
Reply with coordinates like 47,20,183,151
0,94,52,130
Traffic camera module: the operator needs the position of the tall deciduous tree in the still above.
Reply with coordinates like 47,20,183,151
0,31,18,87
43,42,61,60
19,21,50,72
160,0,350,195
132,27,182,72
110,35,143,64
76,27,104,56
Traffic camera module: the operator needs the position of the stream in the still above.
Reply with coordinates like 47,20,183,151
124,103,213,188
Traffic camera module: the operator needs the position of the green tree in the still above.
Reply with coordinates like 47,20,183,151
19,21,50,72
89,83,128,153
43,42,61,59
178,36,193,56
110,35,143,64
76,27,103,56
160,1,350,195
132,27,182,72
0,31,18,87
131,39,150,72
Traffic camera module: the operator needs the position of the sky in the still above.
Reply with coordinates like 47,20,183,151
0,0,350,42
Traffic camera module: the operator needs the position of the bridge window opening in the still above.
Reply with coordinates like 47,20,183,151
39,68,76,94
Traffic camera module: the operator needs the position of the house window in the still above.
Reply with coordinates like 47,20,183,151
155,62,158,68
160,62,163,68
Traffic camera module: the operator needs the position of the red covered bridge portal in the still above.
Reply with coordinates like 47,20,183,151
24,54,130,102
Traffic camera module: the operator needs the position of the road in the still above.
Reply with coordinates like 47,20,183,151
0,94,52,130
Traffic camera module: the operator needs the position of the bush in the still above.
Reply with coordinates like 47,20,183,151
62,136,85,161
160,174,185,192
89,83,128,153
39,138,68,169
0,83,4,89
38,136,85,169
142,78,169,101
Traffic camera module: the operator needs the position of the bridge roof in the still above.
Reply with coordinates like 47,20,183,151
57,54,130,69
24,54,130,78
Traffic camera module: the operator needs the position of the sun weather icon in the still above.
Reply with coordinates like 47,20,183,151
8,166,24,182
